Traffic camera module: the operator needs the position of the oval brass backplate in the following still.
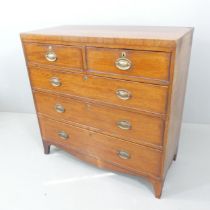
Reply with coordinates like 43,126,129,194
117,150,130,159
58,131,69,140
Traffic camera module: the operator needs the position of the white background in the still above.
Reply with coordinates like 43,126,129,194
0,0,209,123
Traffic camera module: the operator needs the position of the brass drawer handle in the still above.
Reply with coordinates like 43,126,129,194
58,131,69,140
55,104,65,113
45,46,57,62
115,52,131,71
116,89,131,100
117,150,130,160
50,77,61,87
117,120,132,130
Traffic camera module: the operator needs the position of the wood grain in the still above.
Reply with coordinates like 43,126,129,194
87,47,171,83
34,91,165,148
24,43,83,70
20,25,193,50
162,30,194,178
20,25,194,198
29,67,168,114
39,116,162,177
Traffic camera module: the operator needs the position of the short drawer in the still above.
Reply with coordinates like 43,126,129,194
87,47,171,83
29,67,168,114
24,43,83,70
39,116,162,177
34,91,165,147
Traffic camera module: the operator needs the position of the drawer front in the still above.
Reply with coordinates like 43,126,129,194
24,43,83,69
34,92,164,147
87,47,170,82
39,116,162,177
30,67,168,114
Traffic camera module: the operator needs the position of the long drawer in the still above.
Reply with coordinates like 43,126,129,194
29,67,168,114
34,91,165,147
39,116,162,177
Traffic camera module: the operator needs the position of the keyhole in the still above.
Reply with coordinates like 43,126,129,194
86,103,91,110
48,46,53,51
121,52,126,57
83,75,88,81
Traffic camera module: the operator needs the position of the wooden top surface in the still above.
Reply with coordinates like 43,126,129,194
21,25,193,49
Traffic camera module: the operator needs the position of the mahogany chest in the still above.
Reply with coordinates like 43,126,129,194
20,26,193,198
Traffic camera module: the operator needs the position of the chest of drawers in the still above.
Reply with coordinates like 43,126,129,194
20,26,193,198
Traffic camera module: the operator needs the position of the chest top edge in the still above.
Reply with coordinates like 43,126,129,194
20,26,194,51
